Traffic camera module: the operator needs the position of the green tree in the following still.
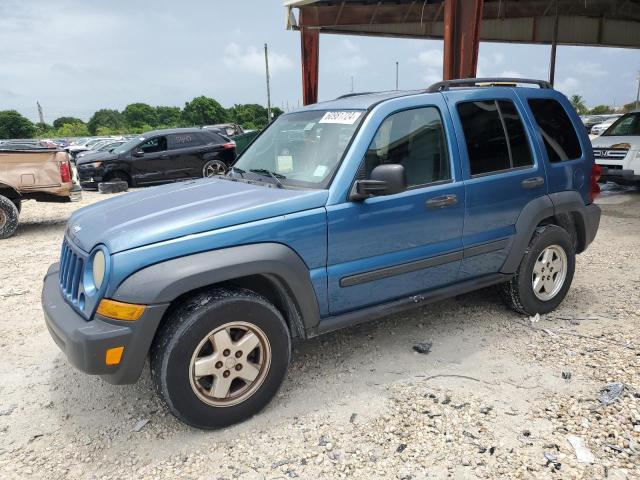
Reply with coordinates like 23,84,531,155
35,122,54,137
623,101,638,112
123,103,159,129
589,105,614,115
155,106,182,127
87,109,125,135
569,95,587,115
57,122,90,137
182,96,227,126
0,110,36,139
53,116,84,129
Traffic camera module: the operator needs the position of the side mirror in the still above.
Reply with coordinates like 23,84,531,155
132,149,144,157
350,164,407,201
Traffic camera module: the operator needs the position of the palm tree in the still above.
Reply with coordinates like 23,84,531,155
570,95,588,115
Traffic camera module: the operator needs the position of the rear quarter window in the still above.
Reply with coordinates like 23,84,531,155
170,133,202,149
527,99,582,162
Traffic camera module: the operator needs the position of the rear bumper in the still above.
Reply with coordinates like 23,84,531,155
42,263,168,384
583,203,601,249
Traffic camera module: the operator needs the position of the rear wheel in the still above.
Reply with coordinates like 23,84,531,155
150,288,291,429
501,225,575,315
202,160,227,177
0,195,19,239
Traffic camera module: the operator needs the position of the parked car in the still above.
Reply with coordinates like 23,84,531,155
66,137,114,158
76,128,236,189
0,148,80,238
42,78,600,429
591,110,640,186
589,114,622,137
203,123,244,137
75,140,126,161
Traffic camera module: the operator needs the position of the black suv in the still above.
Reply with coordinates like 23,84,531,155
76,128,236,189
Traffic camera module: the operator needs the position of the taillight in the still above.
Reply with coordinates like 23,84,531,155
60,160,72,183
222,142,236,150
589,163,601,203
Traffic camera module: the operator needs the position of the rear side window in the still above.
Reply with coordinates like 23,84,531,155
170,133,202,149
457,100,533,175
527,99,582,162
364,106,451,187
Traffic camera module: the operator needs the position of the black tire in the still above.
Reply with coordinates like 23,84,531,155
0,195,19,239
98,180,128,194
12,199,21,214
104,171,131,186
150,288,291,429
202,159,228,177
501,225,575,316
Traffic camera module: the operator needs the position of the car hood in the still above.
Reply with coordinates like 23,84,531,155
66,178,329,254
76,151,118,164
591,136,639,149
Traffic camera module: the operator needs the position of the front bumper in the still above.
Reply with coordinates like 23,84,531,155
598,166,640,182
42,263,168,384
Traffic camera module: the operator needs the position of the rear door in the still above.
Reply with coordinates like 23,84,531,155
168,132,204,179
445,89,546,279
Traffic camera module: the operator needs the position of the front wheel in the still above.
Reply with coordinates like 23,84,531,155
202,159,227,177
0,195,19,239
150,288,291,429
501,225,575,316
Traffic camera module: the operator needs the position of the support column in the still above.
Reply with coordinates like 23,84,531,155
300,9,319,105
443,0,484,80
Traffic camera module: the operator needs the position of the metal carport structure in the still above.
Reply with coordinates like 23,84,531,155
284,0,640,104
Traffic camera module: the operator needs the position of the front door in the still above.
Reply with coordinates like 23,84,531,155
131,135,169,184
445,90,547,278
326,105,464,314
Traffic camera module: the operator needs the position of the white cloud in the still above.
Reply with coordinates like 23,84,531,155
500,70,524,78
334,39,368,71
413,49,443,84
555,77,580,95
223,43,293,75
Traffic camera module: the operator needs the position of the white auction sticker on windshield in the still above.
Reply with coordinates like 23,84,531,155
319,111,362,124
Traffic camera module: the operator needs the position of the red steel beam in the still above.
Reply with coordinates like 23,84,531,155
300,8,320,105
443,0,484,80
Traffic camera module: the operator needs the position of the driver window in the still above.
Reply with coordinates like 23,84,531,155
363,107,451,187
139,136,167,154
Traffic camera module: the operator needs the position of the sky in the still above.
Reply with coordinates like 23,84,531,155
0,0,638,123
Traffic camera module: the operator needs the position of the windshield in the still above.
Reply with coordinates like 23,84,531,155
233,109,365,188
603,113,640,136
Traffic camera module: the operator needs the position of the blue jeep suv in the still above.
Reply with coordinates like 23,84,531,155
42,78,601,429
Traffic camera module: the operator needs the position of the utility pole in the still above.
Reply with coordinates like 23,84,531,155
350,75,354,93
37,101,44,124
636,71,640,111
395,61,399,90
264,43,272,123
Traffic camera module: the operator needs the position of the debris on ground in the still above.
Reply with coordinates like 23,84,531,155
131,419,150,432
599,382,625,405
412,342,433,354
567,434,596,464
561,371,572,380
529,313,540,323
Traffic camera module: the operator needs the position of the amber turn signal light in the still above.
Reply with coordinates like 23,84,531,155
97,299,145,321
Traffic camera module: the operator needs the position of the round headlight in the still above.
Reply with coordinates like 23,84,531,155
92,250,106,290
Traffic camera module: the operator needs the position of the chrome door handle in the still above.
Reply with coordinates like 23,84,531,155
521,176,544,189
426,194,458,209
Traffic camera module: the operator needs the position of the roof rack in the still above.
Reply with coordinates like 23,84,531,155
334,92,376,99
427,78,552,93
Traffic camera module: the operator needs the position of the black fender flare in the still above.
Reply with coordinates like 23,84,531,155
112,243,322,333
501,192,600,273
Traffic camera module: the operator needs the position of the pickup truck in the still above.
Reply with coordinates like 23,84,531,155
42,78,600,429
0,148,81,238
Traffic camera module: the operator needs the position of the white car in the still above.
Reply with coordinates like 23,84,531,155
591,111,640,186
589,114,622,137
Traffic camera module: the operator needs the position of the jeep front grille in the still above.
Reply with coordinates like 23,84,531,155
592,148,628,160
59,239,85,307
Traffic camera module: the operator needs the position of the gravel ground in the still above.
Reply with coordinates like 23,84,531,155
0,184,639,480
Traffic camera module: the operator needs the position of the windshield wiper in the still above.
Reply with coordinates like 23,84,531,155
229,166,245,178
249,169,286,188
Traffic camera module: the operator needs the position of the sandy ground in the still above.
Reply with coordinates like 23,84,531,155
0,184,638,479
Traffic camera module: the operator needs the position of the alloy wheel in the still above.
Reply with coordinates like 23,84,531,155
189,321,271,407
531,244,567,301
203,162,226,177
